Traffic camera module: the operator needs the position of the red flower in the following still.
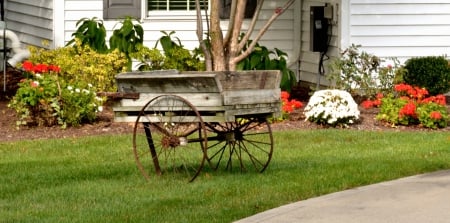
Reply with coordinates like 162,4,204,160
48,65,61,73
361,100,374,109
399,101,416,118
291,100,303,109
372,99,382,107
281,91,290,100
22,61,34,72
33,64,49,73
430,111,442,120
282,104,294,113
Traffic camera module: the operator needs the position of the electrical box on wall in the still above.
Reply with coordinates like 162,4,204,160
310,6,329,53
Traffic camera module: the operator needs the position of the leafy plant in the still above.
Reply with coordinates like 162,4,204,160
109,17,145,70
28,39,128,92
328,44,401,99
66,17,108,53
154,31,205,71
131,45,166,71
236,38,297,92
8,61,103,128
304,89,360,127
403,56,450,95
364,83,449,129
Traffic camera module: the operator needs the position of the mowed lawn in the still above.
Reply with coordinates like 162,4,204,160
1,129,449,222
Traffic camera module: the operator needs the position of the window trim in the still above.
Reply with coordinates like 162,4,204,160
145,0,210,19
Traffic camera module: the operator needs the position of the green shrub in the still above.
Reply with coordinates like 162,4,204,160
328,44,402,99
403,56,450,95
8,61,103,128
28,40,128,92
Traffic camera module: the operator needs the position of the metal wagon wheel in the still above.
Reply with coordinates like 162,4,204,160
132,95,207,182
204,116,274,173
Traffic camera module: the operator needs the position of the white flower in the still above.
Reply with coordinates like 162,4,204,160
88,83,93,88
304,89,360,126
67,86,73,91
82,89,90,94
35,74,42,78
97,106,103,112
75,88,81,93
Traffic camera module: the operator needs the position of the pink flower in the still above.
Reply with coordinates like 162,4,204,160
30,81,39,88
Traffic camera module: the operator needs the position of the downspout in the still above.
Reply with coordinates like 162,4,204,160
1,29,30,66
288,0,302,81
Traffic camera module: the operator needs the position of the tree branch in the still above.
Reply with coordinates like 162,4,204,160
237,0,264,52
195,0,212,71
231,0,295,65
223,0,238,46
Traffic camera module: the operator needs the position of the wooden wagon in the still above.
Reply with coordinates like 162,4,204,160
109,70,281,181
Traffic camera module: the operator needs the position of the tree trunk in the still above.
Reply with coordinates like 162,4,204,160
210,0,227,71
197,0,296,72
227,0,247,71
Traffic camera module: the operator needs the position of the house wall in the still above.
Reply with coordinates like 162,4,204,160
298,0,340,86
4,0,54,48
342,0,450,62
61,0,299,68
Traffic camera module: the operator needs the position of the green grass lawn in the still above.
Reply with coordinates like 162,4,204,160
1,129,449,222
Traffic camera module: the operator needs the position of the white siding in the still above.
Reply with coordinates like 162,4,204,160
5,0,54,48
61,0,297,66
298,0,340,85
344,0,450,62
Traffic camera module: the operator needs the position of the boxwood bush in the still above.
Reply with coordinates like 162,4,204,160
403,56,450,95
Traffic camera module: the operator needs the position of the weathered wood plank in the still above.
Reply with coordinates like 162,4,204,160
222,89,281,105
215,70,281,90
97,92,140,99
116,71,222,93
114,93,223,108
114,114,228,123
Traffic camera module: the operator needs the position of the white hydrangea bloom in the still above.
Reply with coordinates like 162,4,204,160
304,89,360,126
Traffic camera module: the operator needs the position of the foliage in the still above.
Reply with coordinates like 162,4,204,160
68,17,151,71
28,39,128,92
130,45,166,71
403,56,450,95
153,31,205,71
364,83,449,129
304,89,360,127
236,38,297,92
8,61,103,128
109,17,145,70
66,17,108,53
328,44,403,99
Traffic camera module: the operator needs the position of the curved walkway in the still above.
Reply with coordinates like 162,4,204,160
235,170,450,223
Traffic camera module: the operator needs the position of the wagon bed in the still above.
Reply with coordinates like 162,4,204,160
112,70,281,122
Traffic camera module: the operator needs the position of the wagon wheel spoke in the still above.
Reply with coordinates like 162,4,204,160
205,117,273,173
133,95,207,182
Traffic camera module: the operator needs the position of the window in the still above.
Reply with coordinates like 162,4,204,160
220,0,257,19
148,0,209,12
